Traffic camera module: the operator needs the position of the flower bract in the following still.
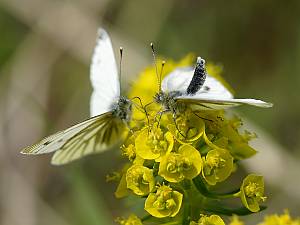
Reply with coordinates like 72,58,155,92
240,174,266,212
126,165,155,196
159,144,202,183
202,148,233,185
144,185,183,218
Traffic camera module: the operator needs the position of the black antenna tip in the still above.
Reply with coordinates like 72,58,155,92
162,60,166,65
120,47,123,55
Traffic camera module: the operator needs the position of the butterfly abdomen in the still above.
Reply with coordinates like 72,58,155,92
187,57,206,95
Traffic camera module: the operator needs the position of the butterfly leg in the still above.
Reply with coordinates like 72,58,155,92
131,96,150,126
125,121,135,134
155,109,169,128
193,112,214,122
172,113,186,138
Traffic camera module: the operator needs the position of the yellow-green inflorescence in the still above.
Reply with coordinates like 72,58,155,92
190,214,225,225
145,185,183,218
110,55,268,224
238,174,266,212
159,144,202,183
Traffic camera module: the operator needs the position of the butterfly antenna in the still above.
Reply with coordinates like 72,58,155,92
119,47,123,91
150,43,161,92
159,60,166,90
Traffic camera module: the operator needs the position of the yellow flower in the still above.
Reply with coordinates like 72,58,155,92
229,215,244,225
159,144,202,183
116,214,143,225
144,185,183,218
202,117,256,160
115,164,131,198
258,211,300,225
121,132,140,161
239,174,266,212
135,125,174,161
122,143,136,161
126,165,155,196
202,148,233,185
190,214,225,225
167,112,205,144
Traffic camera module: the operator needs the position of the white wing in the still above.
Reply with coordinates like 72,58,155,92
21,115,105,155
162,67,272,109
161,67,194,93
162,67,233,99
90,28,120,117
21,113,126,165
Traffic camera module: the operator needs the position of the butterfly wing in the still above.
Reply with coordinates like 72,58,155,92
90,28,120,117
161,67,194,94
162,67,272,109
51,113,125,165
21,113,126,165
177,97,272,110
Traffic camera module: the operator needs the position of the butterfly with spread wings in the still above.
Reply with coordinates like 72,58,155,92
21,29,133,165
153,56,273,119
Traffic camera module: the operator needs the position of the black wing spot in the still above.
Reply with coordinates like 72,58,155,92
204,86,210,91
43,141,51,146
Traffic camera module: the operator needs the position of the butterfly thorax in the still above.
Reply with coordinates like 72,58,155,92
154,91,184,114
112,96,132,122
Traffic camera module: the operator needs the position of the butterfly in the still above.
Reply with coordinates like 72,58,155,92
21,28,132,165
153,55,272,118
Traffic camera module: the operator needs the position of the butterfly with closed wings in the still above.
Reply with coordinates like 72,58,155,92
21,29,133,165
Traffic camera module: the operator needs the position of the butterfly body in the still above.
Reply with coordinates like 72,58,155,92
112,96,132,122
186,57,206,95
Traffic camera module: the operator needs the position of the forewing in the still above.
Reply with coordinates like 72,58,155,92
90,28,120,117
21,115,105,155
51,113,125,165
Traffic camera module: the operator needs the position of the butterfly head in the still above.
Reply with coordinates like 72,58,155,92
154,91,181,113
113,96,132,122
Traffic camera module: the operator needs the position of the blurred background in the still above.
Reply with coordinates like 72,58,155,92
0,0,300,224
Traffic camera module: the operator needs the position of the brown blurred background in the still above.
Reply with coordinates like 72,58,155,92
0,0,300,224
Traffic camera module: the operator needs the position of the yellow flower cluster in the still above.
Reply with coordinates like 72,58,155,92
117,212,300,225
258,211,300,225
113,55,268,224
187,212,300,225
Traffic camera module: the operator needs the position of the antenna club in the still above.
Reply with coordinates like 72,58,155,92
150,42,155,51
162,60,166,65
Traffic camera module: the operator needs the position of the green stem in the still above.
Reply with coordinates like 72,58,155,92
182,194,190,225
204,204,267,216
193,176,240,199
141,214,152,222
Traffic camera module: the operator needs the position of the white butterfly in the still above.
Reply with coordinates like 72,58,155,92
21,28,132,165
154,56,273,114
